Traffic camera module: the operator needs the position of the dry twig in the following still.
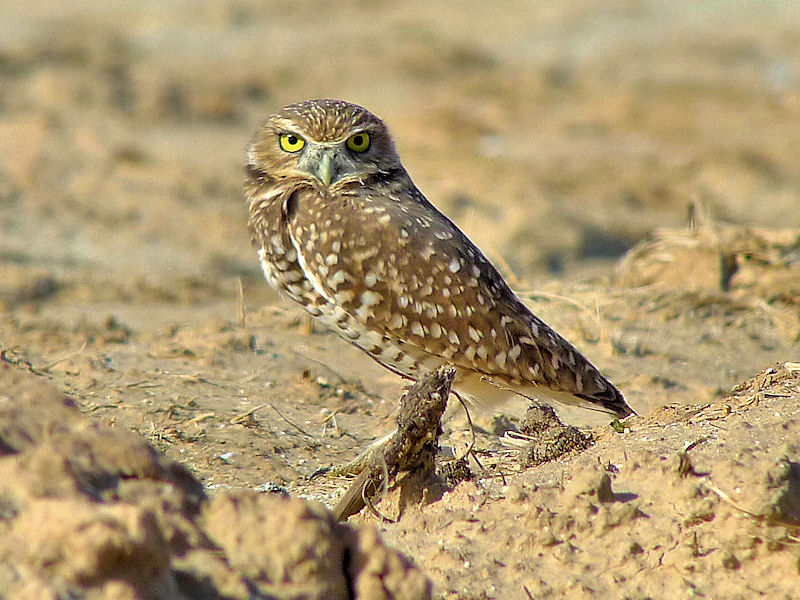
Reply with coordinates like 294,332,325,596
39,342,88,371
230,403,269,425
269,403,314,438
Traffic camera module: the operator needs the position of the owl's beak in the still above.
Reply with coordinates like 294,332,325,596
315,152,334,186
298,146,350,186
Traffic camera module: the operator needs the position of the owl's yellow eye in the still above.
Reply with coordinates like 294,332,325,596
279,132,305,153
346,132,370,153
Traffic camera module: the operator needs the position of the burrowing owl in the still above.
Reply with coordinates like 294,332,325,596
246,99,634,420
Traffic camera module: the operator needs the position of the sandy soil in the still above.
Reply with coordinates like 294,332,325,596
1,1,799,598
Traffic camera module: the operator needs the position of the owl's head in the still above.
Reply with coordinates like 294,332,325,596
247,99,401,187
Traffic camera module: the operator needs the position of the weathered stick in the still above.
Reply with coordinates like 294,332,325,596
333,366,454,521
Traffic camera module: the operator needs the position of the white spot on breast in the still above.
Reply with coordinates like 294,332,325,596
464,346,476,361
365,272,378,288
354,247,379,262
448,259,460,273
331,240,341,253
476,346,488,360
325,253,338,266
448,330,460,345
360,290,381,307
468,326,481,342
495,351,507,368
329,270,346,288
508,344,522,361
411,321,425,337
335,289,355,303
429,322,442,338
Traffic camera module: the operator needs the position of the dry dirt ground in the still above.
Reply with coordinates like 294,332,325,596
2,2,800,598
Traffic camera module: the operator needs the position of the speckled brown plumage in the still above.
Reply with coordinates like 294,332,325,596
246,99,634,419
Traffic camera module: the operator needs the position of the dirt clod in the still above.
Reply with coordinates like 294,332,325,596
519,402,594,467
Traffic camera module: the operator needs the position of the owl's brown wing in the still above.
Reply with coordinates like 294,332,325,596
284,177,633,418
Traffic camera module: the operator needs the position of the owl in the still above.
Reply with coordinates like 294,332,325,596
246,99,634,422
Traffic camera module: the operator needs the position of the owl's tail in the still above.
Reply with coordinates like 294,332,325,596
574,385,636,419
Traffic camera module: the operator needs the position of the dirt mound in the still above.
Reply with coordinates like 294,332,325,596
0,363,431,600
616,224,800,297
614,224,800,345
372,363,800,598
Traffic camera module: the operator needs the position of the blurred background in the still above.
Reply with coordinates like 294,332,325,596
2,0,798,283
